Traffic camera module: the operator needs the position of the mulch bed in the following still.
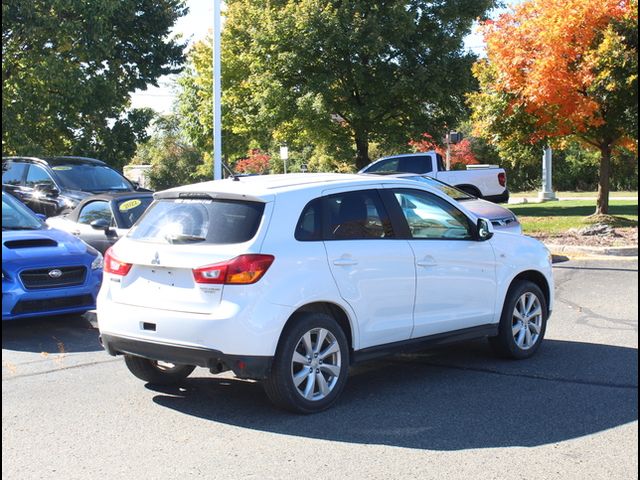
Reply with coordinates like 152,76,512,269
530,227,638,247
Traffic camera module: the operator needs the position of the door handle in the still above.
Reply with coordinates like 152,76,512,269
417,256,437,268
71,230,81,236
333,258,358,267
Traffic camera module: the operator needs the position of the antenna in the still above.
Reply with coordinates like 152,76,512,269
222,161,240,182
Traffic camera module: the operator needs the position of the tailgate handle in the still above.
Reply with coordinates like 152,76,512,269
333,257,358,267
417,256,437,268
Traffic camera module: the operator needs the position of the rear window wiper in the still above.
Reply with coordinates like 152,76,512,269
164,234,207,244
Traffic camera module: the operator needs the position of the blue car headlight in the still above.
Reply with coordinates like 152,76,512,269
91,251,104,270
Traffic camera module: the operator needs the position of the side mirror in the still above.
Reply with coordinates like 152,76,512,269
477,218,494,241
90,218,112,233
35,213,47,221
34,183,59,197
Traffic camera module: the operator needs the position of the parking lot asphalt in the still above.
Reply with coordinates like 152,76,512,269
2,258,638,480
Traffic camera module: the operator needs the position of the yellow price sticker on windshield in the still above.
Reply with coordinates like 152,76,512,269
52,166,72,171
119,199,142,212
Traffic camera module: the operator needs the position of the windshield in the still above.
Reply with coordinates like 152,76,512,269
403,175,475,201
50,164,133,192
128,198,265,245
115,197,154,229
2,193,44,231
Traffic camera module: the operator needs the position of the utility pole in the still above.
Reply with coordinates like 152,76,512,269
213,0,222,180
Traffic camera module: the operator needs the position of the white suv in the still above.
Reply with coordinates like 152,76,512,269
98,174,553,413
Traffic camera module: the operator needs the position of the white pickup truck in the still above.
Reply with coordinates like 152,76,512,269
360,151,509,203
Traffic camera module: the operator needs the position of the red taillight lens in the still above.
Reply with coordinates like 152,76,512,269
193,254,275,285
104,248,133,276
498,172,507,187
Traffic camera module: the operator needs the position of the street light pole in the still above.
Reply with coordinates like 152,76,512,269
213,0,222,180
538,146,557,201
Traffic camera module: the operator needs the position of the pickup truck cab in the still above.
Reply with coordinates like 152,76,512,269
359,151,509,203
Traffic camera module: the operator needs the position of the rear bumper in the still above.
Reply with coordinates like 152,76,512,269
101,333,273,380
484,189,510,204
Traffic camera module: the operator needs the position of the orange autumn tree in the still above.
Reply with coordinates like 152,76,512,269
480,0,638,214
234,149,271,174
409,133,480,168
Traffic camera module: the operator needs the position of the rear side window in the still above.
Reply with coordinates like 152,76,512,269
2,161,27,185
295,198,322,241
128,198,265,245
324,190,393,240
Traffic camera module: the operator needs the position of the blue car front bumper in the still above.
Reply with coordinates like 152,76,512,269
2,268,102,321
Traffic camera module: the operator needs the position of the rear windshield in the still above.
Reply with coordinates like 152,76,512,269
364,156,433,174
50,164,132,192
115,197,154,229
128,198,265,245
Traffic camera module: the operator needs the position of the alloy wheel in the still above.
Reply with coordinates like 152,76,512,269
512,292,543,350
290,328,342,401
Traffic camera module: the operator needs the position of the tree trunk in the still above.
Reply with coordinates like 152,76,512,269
595,143,612,215
354,130,370,171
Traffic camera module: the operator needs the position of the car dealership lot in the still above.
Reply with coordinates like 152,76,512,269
2,258,637,480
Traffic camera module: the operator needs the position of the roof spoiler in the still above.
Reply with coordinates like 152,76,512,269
153,190,267,203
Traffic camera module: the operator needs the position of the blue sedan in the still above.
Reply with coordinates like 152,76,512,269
2,191,103,321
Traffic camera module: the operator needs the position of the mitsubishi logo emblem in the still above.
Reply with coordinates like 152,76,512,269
151,252,160,265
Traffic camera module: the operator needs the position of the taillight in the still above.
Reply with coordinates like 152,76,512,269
498,172,507,187
104,248,133,276
193,254,275,285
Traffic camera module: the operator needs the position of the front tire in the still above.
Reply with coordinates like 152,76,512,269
489,280,548,359
264,312,350,414
123,355,195,385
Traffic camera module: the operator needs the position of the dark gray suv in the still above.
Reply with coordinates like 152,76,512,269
2,156,149,218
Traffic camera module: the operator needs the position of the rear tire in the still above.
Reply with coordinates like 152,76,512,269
264,312,350,414
123,355,195,385
489,280,548,359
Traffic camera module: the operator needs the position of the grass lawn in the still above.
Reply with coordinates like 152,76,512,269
509,199,639,235
510,191,637,198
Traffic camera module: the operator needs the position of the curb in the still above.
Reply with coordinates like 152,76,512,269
509,196,638,204
545,243,638,258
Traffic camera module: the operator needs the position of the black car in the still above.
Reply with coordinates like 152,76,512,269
2,156,150,217
46,192,154,254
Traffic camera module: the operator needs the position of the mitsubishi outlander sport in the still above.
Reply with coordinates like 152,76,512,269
97,174,553,413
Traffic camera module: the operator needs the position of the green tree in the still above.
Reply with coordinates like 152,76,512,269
179,1,496,170
132,115,208,190
2,0,187,170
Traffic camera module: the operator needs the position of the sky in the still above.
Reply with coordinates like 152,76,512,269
130,0,524,114
129,0,215,113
